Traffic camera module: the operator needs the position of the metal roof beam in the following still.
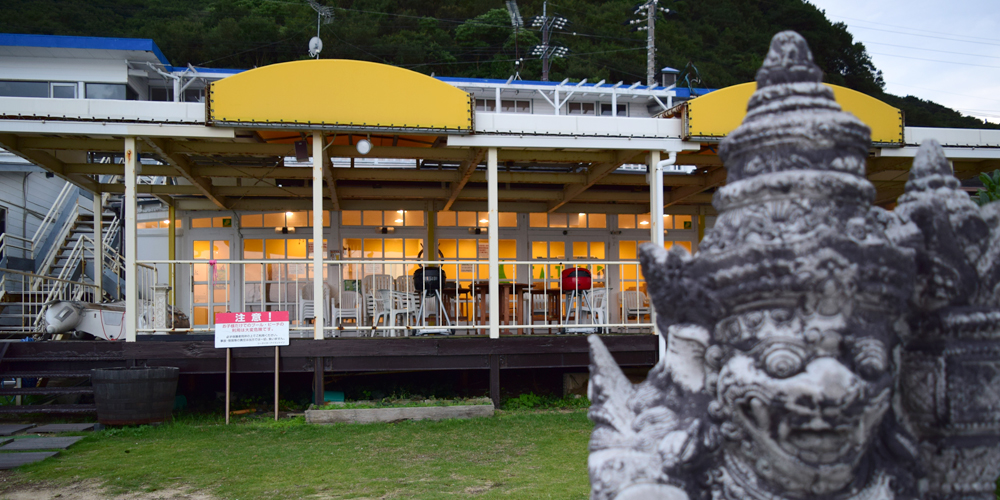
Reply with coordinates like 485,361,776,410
143,137,227,209
443,147,486,211
663,167,728,207
0,134,100,193
548,150,639,212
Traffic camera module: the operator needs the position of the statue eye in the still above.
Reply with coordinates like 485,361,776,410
762,346,805,379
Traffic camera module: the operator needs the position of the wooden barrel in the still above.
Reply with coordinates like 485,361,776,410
91,367,179,425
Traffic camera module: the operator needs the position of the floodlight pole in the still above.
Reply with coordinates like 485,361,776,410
541,2,551,81
646,0,656,86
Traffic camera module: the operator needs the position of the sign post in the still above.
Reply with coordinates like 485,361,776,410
215,311,290,423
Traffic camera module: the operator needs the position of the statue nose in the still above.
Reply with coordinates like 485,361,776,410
789,357,862,411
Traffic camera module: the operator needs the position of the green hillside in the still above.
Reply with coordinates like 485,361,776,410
0,0,995,129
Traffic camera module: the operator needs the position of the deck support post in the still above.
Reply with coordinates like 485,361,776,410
488,147,499,339
648,151,663,356
125,136,138,342
313,357,325,405
489,354,500,408
168,204,176,305
312,131,325,340
93,191,103,301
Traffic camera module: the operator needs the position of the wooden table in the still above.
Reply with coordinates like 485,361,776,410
470,281,530,334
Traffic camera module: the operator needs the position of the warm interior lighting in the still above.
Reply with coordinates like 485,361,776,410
286,211,293,216
579,213,585,217
395,219,403,223
162,220,170,225
480,219,489,224
397,210,404,213
640,220,649,225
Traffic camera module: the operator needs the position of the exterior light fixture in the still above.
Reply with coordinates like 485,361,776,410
356,139,372,155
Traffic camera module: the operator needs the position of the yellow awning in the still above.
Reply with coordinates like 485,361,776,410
683,82,904,145
207,59,474,133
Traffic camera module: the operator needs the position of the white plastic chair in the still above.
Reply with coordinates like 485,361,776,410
331,290,361,335
620,290,651,332
581,288,608,333
298,283,331,326
361,274,393,328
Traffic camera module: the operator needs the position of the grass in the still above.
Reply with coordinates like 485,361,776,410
4,408,593,499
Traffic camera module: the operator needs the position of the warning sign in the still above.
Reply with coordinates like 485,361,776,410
214,311,290,348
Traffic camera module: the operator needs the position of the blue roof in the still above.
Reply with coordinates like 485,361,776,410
0,33,170,65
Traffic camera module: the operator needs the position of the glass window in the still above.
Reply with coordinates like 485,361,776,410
568,102,596,115
241,214,263,228
362,210,382,226
263,212,284,227
618,214,636,229
191,217,212,229
498,212,517,227
475,98,496,111
501,100,531,113
529,213,547,228
386,210,405,227
85,83,126,100
184,88,204,103
286,211,308,227
675,215,693,230
589,214,607,228
569,213,586,228
342,211,361,226
150,87,173,101
600,103,627,116
638,213,651,227
51,83,76,99
403,210,423,226
0,81,48,98
548,213,567,228
456,211,477,227
437,211,456,227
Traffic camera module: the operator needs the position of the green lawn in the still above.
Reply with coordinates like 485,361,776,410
4,410,593,499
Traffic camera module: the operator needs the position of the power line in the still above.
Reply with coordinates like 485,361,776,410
869,52,1000,70
826,14,1000,44
864,41,1000,61
849,25,1000,48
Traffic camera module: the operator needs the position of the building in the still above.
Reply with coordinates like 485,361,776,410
1,33,998,406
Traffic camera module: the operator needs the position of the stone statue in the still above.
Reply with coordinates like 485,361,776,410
588,31,1000,500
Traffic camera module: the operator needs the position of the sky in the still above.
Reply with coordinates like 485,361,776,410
805,0,1000,123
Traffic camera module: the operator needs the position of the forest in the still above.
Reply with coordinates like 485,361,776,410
0,0,994,129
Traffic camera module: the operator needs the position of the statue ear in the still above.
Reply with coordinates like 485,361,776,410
666,324,710,393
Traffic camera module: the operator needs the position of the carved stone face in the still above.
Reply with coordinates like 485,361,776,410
714,308,893,496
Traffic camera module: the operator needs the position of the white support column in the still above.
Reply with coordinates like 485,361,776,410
554,89,560,115
312,131,325,340
124,137,138,342
93,192,103,300
495,87,501,113
488,147,500,340
648,150,663,356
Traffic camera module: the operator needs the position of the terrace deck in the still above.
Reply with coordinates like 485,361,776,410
0,335,658,407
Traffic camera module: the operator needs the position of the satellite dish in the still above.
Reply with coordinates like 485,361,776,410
308,37,323,58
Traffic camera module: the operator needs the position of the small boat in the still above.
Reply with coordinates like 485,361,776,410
44,301,190,340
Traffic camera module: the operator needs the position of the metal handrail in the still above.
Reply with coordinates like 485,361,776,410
29,182,74,255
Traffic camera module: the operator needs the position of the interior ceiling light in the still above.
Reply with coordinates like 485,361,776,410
286,211,294,216
395,219,403,223
640,220,649,225
356,139,373,155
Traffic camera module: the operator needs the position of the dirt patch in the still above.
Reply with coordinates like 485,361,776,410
0,478,216,500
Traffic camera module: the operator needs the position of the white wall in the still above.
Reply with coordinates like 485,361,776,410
0,57,127,84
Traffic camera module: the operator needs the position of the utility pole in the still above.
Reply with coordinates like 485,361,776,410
629,0,670,86
531,1,569,81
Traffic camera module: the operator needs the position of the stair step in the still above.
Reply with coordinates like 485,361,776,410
0,387,93,396
0,404,96,414
0,372,92,379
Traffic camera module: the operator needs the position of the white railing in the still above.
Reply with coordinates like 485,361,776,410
136,259,654,337
0,268,99,333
